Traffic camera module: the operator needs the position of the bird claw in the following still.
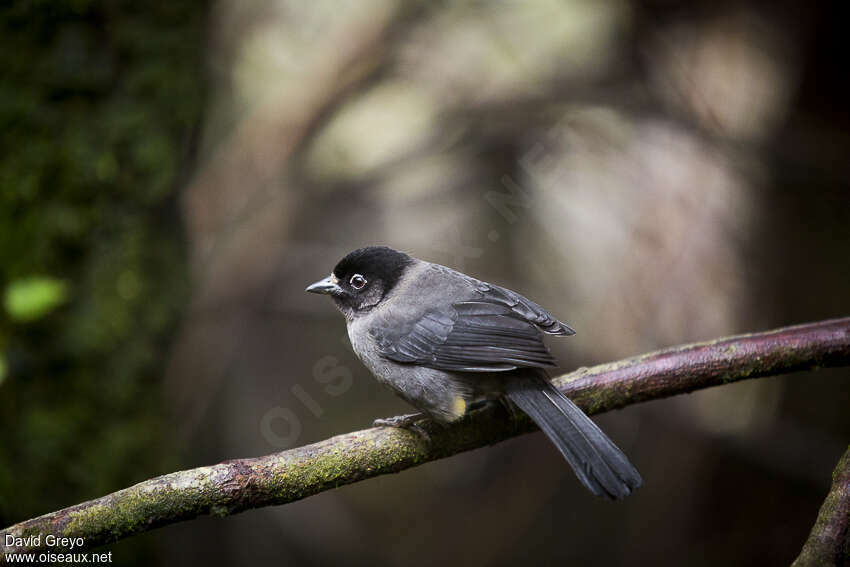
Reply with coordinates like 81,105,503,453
373,413,431,443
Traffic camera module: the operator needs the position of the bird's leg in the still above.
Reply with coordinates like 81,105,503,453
497,396,520,424
372,412,425,428
373,412,431,443
467,397,520,424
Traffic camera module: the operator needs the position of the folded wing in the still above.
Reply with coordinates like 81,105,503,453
374,283,574,372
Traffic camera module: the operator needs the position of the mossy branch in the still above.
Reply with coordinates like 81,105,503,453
792,444,850,567
2,317,849,563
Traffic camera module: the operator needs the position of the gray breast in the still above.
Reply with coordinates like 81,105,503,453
349,321,474,421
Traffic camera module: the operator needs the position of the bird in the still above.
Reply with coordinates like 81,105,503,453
306,245,641,500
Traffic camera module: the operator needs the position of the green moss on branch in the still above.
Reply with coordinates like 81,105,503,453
791,445,850,567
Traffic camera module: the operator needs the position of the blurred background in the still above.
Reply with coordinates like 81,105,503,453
2,0,849,565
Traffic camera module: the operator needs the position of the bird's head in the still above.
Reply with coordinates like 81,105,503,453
306,246,413,318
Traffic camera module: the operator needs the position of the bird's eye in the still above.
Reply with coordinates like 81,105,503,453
349,274,367,290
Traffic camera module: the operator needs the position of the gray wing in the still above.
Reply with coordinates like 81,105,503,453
373,282,575,372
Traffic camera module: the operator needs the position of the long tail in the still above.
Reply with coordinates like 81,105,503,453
504,371,642,500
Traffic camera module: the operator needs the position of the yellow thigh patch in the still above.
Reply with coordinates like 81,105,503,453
452,396,467,417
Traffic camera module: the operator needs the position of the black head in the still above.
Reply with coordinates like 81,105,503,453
306,246,413,316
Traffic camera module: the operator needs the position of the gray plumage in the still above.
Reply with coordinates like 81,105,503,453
306,246,642,500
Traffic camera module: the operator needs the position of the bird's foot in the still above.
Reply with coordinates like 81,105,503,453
467,398,520,424
497,397,520,424
373,412,431,443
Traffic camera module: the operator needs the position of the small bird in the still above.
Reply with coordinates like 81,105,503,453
306,246,641,499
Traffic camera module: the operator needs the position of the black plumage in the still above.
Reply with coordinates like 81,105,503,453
505,371,642,500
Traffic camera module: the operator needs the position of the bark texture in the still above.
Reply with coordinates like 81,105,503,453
792,445,850,567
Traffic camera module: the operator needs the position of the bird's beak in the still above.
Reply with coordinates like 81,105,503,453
305,275,341,295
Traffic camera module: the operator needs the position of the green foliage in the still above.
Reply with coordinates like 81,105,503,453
4,277,69,322
0,1,208,561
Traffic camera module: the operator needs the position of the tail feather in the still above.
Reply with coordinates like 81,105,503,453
505,372,642,500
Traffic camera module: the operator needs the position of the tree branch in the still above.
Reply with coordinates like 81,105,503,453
2,317,849,562
792,444,850,567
